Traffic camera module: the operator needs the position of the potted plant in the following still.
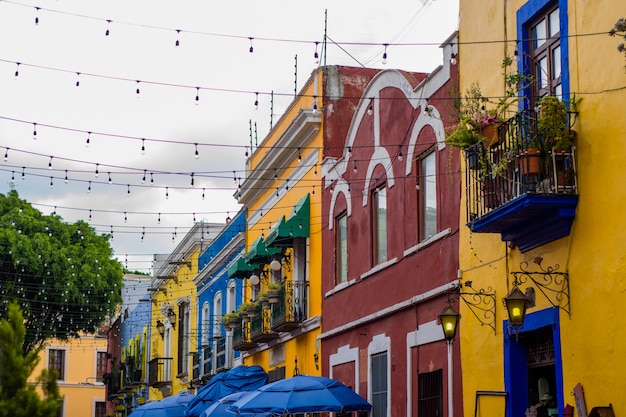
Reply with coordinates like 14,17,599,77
221,312,240,330
258,292,270,310
537,95,578,152
266,283,282,304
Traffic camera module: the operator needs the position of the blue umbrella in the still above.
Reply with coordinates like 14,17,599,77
186,366,268,417
226,375,372,415
129,393,195,417
199,391,256,417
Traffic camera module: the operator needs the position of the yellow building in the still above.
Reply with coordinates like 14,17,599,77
32,334,108,417
456,1,626,416
147,222,223,399
231,67,324,379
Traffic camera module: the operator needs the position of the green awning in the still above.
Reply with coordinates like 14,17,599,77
264,194,310,247
243,236,281,264
227,257,260,279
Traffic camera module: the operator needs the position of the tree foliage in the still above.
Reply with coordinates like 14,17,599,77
0,302,62,417
0,191,123,353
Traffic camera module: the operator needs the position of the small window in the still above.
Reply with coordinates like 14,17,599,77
335,213,348,284
95,401,107,417
372,186,387,265
419,151,437,240
418,369,443,417
529,6,561,103
96,351,108,381
371,352,388,417
48,349,65,380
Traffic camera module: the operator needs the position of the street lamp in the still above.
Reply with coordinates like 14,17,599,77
438,302,460,417
156,320,165,339
438,304,460,344
503,285,529,337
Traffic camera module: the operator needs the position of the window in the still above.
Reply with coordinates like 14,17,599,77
372,186,387,265
177,301,189,376
336,213,348,284
96,351,108,381
48,349,65,380
419,151,437,240
529,6,561,103
418,369,443,417
371,352,388,417
95,401,106,417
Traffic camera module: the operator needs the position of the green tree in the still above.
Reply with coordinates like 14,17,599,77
0,190,123,353
0,302,62,417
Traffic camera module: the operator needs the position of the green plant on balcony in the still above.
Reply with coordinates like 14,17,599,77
266,283,282,304
221,312,240,330
536,95,578,152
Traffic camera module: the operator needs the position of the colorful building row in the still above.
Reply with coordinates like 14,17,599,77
105,2,626,416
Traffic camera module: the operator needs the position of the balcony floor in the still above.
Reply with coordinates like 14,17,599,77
468,193,579,252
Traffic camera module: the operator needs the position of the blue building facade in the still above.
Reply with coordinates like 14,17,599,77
192,211,247,387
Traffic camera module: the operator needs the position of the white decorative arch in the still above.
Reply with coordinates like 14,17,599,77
362,147,394,207
328,179,352,230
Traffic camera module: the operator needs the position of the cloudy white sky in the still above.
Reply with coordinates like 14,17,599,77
0,0,459,273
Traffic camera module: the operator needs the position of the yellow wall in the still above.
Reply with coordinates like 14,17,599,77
242,68,323,376
458,0,626,415
31,335,107,417
149,248,199,399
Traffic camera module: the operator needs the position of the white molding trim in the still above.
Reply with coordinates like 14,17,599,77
329,344,361,394
318,281,456,340
403,228,452,257
360,257,398,280
406,320,445,417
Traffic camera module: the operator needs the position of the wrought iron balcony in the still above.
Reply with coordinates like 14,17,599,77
148,357,172,388
232,323,257,351
250,305,279,343
271,280,308,333
465,110,578,252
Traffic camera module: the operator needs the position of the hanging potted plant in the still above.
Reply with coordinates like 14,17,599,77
221,312,240,330
258,292,270,310
266,283,282,304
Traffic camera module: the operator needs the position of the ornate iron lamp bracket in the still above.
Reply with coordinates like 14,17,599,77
452,281,497,333
510,256,570,317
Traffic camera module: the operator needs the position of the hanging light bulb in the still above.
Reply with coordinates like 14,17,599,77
165,187,169,199
190,172,195,187
75,72,80,87
85,132,91,147
127,184,131,196
49,177,53,189
398,145,403,162
248,37,254,53
21,167,25,180
95,164,99,177
175,29,181,46
64,170,68,183
3,148,8,162
254,92,259,109
141,138,146,155
34,6,40,25
32,122,37,140
87,181,91,193
353,160,358,173
195,87,200,105
314,41,320,64
108,172,112,185
194,143,199,159
14,62,20,81
142,170,146,184
105,19,112,36
382,44,388,64
367,98,374,115
135,80,141,98
48,156,53,169
450,53,457,65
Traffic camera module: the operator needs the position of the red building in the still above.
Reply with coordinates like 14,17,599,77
320,34,461,417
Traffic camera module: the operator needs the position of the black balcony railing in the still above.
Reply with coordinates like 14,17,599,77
232,323,256,351
250,306,278,343
271,280,308,333
148,357,173,388
465,110,579,252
